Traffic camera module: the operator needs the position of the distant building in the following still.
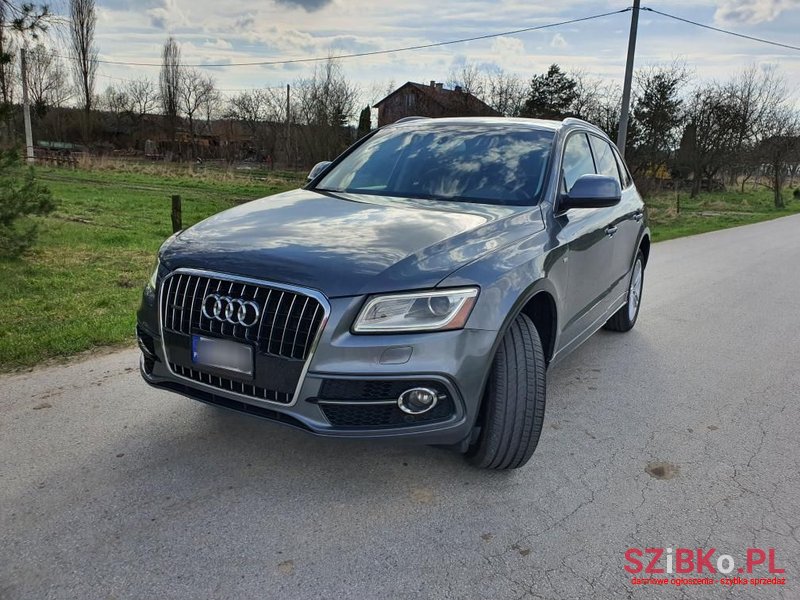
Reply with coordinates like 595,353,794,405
373,81,500,127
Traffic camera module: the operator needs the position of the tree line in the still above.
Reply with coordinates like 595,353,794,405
448,61,799,207
1,0,361,166
1,0,799,207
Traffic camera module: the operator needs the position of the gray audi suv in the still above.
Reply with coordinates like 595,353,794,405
137,116,649,469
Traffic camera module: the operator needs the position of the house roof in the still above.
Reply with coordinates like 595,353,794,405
373,81,500,116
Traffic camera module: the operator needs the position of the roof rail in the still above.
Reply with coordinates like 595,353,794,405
562,117,605,133
394,116,431,124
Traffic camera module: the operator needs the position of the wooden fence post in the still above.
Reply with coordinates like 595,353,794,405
171,195,182,233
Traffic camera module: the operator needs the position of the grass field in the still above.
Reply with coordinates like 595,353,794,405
1,164,798,371
645,187,800,242
0,165,305,371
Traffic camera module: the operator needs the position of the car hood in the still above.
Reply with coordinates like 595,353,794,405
161,188,544,298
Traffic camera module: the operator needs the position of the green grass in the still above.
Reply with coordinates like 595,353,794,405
0,165,305,371
645,187,800,242
1,167,798,371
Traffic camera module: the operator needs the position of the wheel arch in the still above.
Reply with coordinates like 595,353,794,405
481,278,561,379
639,232,651,267
467,283,557,451
519,291,557,367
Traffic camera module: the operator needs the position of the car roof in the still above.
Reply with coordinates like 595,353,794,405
385,115,608,137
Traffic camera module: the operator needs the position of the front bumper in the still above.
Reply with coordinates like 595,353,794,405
137,290,498,446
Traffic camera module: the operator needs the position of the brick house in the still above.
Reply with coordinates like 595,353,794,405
374,81,500,127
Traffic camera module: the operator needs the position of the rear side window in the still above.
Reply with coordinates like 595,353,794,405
589,135,621,184
562,133,595,192
612,146,633,188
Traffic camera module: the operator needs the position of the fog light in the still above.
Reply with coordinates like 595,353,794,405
398,387,439,415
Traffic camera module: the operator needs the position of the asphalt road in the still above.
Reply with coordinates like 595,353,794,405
2,215,799,600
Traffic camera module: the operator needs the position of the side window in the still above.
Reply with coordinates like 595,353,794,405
612,145,633,188
562,133,596,192
589,135,621,184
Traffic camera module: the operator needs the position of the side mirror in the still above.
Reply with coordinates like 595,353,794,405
561,174,621,210
307,160,332,182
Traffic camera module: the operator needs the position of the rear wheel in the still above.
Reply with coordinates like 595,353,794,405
604,250,644,332
467,313,546,470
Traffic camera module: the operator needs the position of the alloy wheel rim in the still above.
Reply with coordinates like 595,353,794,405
628,259,643,322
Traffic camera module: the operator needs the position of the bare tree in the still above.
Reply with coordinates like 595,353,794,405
227,89,271,128
485,67,525,117
225,88,285,161
201,84,221,127
678,84,739,197
754,105,800,208
569,70,602,122
159,36,181,143
367,79,396,106
294,58,359,163
725,65,788,189
126,76,157,121
24,43,71,114
179,67,215,157
587,81,622,138
68,0,97,119
101,83,130,136
446,62,486,98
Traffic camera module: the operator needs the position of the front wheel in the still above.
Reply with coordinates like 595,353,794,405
604,250,644,332
467,313,546,470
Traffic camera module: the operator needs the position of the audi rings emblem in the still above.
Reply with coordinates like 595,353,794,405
202,294,261,327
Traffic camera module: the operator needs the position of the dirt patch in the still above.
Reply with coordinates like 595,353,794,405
645,461,680,480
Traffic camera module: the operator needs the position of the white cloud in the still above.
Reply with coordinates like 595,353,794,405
714,0,794,24
490,36,525,59
147,0,187,29
204,38,234,50
59,0,800,103
550,33,567,49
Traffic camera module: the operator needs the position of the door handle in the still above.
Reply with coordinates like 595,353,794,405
605,225,618,237
632,211,644,222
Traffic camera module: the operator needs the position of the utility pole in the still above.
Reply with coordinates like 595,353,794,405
285,84,291,169
20,47,35,165
616,0,640,158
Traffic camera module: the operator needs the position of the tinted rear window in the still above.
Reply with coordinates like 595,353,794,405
316,124,555,206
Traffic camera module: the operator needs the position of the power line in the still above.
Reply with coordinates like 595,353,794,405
95,71,284,93
643,6,800,52
75,8,631,68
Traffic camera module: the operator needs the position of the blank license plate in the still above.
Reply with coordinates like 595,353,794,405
191,335,253,376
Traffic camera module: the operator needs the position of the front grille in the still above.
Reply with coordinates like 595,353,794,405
171,363,292,404
320,399,453,428
159,271,327,405
161,272,324,361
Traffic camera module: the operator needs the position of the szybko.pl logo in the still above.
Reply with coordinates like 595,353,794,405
625,547,786,587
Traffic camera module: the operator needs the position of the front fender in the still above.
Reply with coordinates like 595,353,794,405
439,226,565,335
438,227,567,417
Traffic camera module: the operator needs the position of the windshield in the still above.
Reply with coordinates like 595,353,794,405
315,123,555,206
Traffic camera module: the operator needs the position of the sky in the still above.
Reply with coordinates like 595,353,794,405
48,0,800,103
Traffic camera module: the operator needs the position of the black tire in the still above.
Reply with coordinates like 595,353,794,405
604,250,645,333
467,313,546,470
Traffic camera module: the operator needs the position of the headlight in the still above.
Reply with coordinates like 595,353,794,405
353,287,479,333
145,258,160,292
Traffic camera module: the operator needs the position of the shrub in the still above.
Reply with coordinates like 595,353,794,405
0,150,55,257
